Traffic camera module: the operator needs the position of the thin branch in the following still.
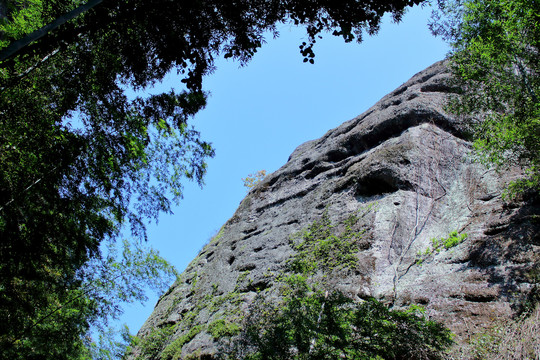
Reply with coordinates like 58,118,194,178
0,48,59,92
0,0,104,63
0,165,58,212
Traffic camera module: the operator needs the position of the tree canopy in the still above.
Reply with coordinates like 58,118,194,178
0,0,426,358
431,0,540,194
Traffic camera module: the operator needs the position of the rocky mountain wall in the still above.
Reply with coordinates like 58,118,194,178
130,61,539,359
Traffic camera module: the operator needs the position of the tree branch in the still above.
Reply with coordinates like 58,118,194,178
0,0,104,62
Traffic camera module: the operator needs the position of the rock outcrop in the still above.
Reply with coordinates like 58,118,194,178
130,61,539,359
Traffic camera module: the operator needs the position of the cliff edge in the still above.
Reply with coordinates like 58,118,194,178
129,61,539,359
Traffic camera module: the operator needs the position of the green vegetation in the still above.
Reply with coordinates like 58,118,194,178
438,230,467,249
85,326,135,360
132,212,452,359
0,0,426,357
130,323,204,360
208,319,242,340
160,325,203,360
288,211,364,275
126,280,245,359
431,0,540,195
429,2,540,353
212,227,226,244
416,231,467,265
0,236,177,359
231,288,453,360
132,325,177,360
5,0,537,357
224,211,453,359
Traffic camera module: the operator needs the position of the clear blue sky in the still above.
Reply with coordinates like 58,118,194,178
120,3,450,334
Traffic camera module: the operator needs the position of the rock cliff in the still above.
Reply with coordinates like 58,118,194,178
130,61,539,359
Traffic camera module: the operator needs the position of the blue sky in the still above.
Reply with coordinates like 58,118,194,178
120,3,450,334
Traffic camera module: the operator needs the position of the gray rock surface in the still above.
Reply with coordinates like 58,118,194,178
130,61,539,359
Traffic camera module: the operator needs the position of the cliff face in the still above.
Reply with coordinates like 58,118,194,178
131,61,539,358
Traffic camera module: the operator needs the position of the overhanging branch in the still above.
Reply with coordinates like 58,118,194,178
0,0,104,63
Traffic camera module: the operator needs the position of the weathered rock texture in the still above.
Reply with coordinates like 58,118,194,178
131,61,539,358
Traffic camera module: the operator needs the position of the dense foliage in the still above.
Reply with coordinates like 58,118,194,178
0,0,427,358
225,212,453,360
231,279,452,360
431,0,540,194
0,47,209,357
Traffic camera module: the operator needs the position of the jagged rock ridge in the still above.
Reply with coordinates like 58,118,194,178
131,61,539,359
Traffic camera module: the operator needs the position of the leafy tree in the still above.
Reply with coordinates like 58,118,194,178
0,0,427,357
1,238,177,359
0,59,211,358
430,0,540,194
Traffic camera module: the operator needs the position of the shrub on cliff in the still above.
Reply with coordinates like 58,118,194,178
221,212,453,360
227,280,453,360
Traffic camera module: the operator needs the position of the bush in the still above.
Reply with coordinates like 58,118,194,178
242,170,267,190
416,231,467,265
227,285,453,360
208,319,241,340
